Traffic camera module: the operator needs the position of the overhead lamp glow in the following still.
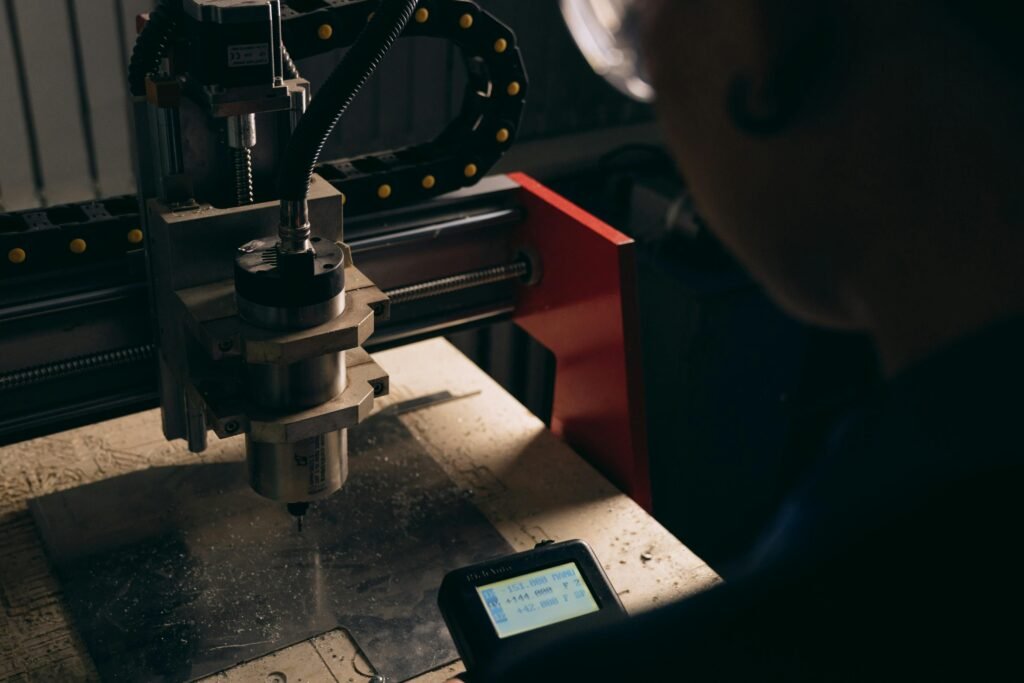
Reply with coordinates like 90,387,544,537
559,0,654,103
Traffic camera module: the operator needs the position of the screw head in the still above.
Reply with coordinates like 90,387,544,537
371,381,385,396
218,339,234,352
224,420,239,434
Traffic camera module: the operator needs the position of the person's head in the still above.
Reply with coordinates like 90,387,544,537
638,0,1024,339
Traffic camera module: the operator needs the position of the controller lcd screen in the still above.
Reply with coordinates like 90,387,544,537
476,562,600,638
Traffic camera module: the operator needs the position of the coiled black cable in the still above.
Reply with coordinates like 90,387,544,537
127,0,181,96
276,0,419,202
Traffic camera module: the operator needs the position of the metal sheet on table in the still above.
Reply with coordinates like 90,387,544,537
29,415,512,682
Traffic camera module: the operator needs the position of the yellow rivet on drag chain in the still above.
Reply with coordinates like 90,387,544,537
464,163,478,178
459,13,473,29
422,175,437,190
496,128,510,143
69,238,87,254
127,228,144,244
507,81,521,96
318,23,333,40
494,38,508,53
8,248,26,264
415,7,429,23
377,184,393,199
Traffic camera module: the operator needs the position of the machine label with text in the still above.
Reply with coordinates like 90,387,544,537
228,43,270,67
309,435,327,494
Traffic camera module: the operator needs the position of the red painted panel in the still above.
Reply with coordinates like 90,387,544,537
510,173,651,510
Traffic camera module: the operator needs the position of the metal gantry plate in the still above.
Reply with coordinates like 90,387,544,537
29,414,511,683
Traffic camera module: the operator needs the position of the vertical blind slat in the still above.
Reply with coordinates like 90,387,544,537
0,1,38,210
14,0,92,206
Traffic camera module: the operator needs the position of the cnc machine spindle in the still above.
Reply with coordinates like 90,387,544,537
234,238,348,525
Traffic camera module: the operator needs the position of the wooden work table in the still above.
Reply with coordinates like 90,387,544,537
0,339,719,681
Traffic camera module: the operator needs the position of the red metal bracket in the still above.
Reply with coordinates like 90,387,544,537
510,173,652,510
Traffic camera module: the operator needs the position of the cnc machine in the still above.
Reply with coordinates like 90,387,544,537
131,0,529,523
0,2,689,680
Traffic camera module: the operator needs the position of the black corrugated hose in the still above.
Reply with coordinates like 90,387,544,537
276,0,419,203
127,0,181,96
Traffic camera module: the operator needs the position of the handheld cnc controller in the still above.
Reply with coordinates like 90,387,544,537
438,540,626,674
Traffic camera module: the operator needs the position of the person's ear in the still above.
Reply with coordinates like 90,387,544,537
726,0,842,137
